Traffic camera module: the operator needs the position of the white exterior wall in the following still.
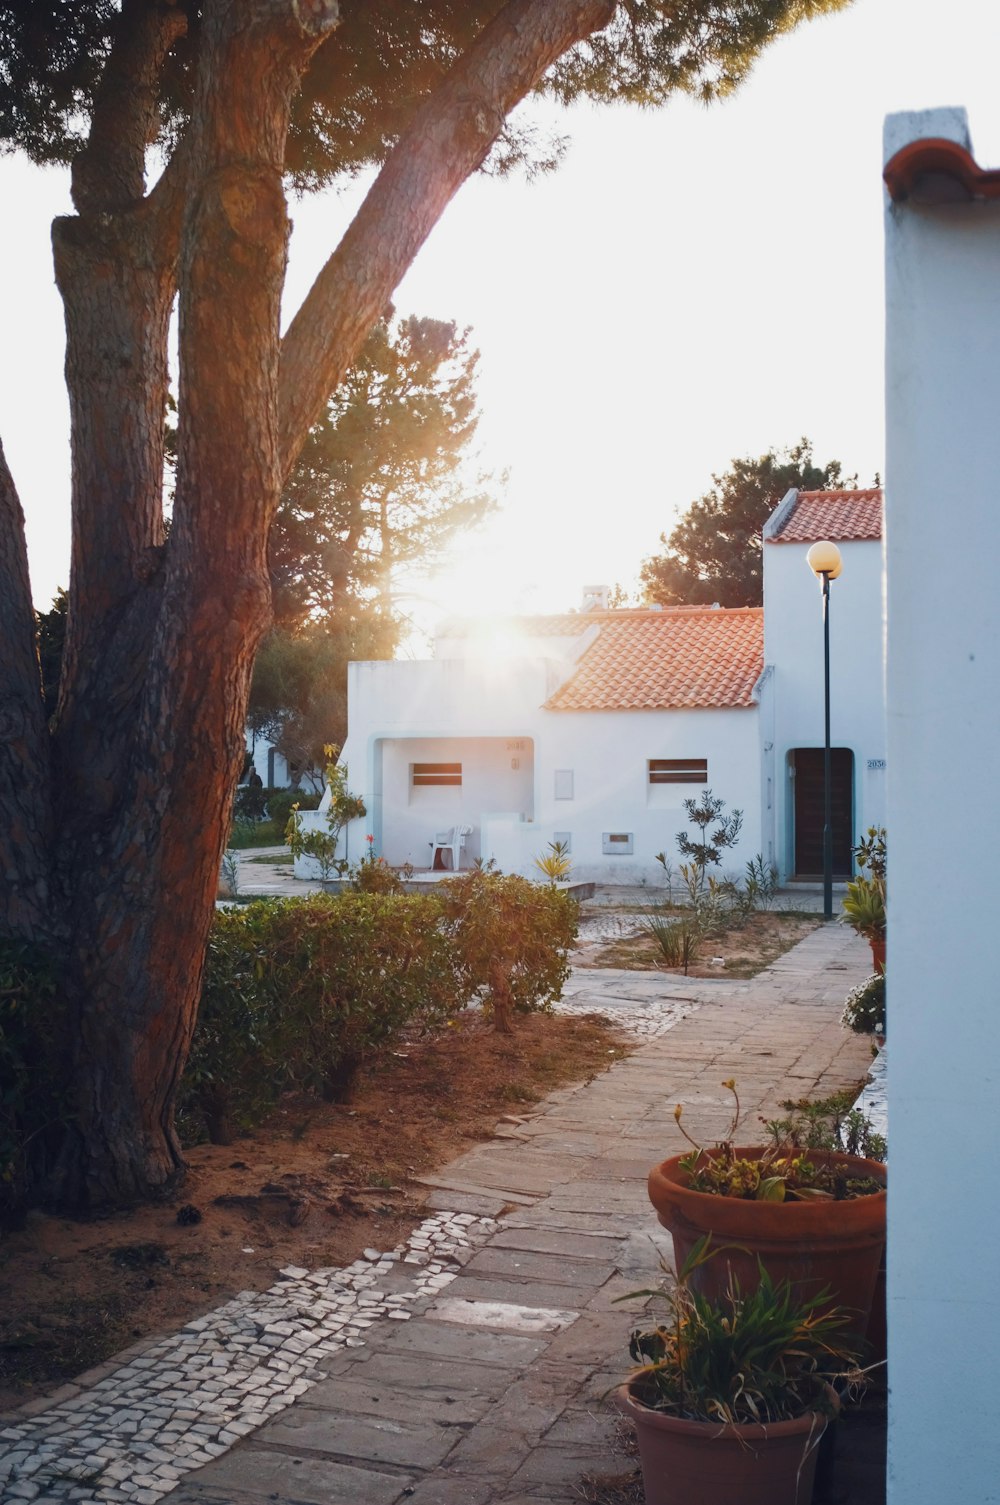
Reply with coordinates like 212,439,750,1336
244,736,292,789
327,656,556,875
884,108,1000,1504
762,535,887,879
319,654,763,883
530,706,761,885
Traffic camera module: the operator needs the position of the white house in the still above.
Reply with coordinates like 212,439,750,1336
882,107,1000,1505
295,487,887,883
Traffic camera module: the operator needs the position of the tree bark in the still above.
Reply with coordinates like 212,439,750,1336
278,0,617,471
51,0,339,1211
0,441,52,938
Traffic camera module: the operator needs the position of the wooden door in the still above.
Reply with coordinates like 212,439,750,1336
792,748,854,878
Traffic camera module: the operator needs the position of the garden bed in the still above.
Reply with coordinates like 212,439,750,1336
0,1009,629,1412
575,908,823,978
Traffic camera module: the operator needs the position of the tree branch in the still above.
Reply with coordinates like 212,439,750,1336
0,439,53,939
72,0,188,216
277,0,617,477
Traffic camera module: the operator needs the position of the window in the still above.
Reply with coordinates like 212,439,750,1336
648,758,708,785
412,762,462,787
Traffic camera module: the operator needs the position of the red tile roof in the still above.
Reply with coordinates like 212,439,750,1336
769,489,882,544
544,608,763,712
439,614,590,639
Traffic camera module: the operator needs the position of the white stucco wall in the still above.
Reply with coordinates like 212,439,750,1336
332,653,763,883
884,108,1000,1504
529,705,761,885
762,534,887,878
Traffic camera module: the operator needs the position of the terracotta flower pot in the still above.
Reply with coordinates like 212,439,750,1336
647,1147,886,1336
869,935,886,973
617,1383,830,1505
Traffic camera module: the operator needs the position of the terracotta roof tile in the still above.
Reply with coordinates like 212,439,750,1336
544,608,763,712
770,489,882,544
439,614,591,639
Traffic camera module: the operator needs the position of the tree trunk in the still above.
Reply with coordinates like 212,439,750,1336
489,961,516,1035
0,0,619,1214
48,0,340,1212
0,442,52,939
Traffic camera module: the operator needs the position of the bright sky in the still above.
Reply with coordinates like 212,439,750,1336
3,0,1000,637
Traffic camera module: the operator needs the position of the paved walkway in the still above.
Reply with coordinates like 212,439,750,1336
1,925,883,1504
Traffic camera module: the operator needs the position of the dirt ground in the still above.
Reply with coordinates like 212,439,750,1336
0,1010,630,1414
574,909,822,978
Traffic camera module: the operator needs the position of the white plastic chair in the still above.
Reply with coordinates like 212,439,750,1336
430,824,472,871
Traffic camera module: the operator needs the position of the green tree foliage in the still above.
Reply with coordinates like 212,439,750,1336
247,614,396,780
253,312,498,779
640,440,854,608
676,788,744,881
0,3,853,179
271,314,499,631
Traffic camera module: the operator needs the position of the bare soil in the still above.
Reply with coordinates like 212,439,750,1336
0,1010,629,1414
575,909,822,978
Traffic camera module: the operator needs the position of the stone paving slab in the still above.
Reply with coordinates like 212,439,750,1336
0,924,884,1505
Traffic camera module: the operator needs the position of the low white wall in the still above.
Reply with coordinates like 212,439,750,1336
884,107,1000,1505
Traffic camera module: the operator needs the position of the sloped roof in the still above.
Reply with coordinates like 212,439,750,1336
544,608,763,712
768,488,883,544
438,614,590,639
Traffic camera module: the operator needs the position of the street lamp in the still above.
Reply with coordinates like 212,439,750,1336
806,540,843,920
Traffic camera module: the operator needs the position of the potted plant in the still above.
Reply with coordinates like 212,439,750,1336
841,826,886,972
842,971,886,1045
617,1240,862,1505
646,1082,886,1338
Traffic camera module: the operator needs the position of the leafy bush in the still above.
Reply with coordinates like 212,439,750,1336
440,868,577,1033
625,1244,860,1425
641,909,701,973
767,1087,887,1165
350,839,404,894
0,940,64,1225
842,826,887,942
675,789,743,889
266,787,319,828
841,972,886,1038
534,840,572,884
186,893,460,1141
285,750,366,879
234,781,268,821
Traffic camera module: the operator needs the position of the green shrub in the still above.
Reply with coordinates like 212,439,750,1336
641,909,701,973
266,787,319,828
182,900,288,1143
350,844,404,894
440,869,577,1034
0,940,64,1225
227,815,286,848
186,893,460,1141
234,782,268,821
841,972,886,1037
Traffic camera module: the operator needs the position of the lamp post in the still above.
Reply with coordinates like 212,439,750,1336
806,540,843,920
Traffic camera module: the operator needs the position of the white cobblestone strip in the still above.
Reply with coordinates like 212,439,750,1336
0,1212,496,1505
551,992,702,1040
852,1043,887,1142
